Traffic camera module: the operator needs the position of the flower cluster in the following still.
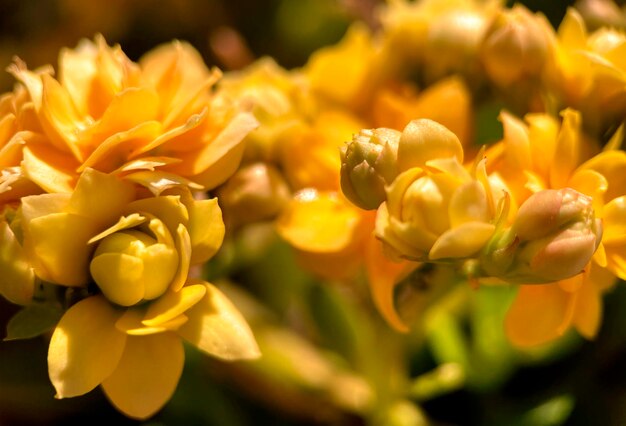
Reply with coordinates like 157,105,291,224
0,37,259,419
212,1,626,348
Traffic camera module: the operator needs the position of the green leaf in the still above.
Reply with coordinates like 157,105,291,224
5,303,64,341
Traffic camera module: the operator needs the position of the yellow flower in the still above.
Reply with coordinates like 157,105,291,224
380,0,501,81
305,23,377,109
547,8,626,134
279,109,365,191
370,76,473,151
375,119,498,262
5,35,257,195
16,169,259,418
0,84,45,204
486,108,623,345
218,57,314,163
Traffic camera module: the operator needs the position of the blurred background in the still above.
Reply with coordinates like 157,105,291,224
3,0,626,425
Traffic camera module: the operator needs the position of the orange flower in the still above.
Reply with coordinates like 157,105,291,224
4,35,257,197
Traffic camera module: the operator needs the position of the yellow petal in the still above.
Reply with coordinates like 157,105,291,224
171,224,192,292
177,282,260,360
549,109,581,189
365,236,412,332
112,156,182,174
186,197,225,264
0,221,35,305
124,171,203,196
602,196,626,245
505,284,574,347
90,253,145,306
579,150,626,202
125,195,188,233
429,221,495,260
448,181,489,227
48,295,126,398
67,169,135,227
168,111,258,177
27,212,99,286
101,333,184,420
143,284,207,327
22,145,77,194
115,307,188,335
88,213,146,244
500,110,532,172
397,119,463,172
78,121,163,173
277,190,363,253
81,87,159,144
573,277,601,339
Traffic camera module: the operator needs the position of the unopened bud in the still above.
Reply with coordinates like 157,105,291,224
340,128,400,210
218,163,291,225
481,188,602,283
480,6,551,87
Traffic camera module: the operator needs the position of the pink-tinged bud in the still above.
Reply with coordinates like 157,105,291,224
481,188,602,283
340,128,401,210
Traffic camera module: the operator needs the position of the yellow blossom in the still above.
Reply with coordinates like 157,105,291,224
547,8,626,134
14,169,259,418
486,108,623,345
375,119,499,262
279,109,365,191
3,35,257,196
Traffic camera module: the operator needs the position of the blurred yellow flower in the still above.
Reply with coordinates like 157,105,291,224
4,35,257,195
13,169,259,418
546,8,626,134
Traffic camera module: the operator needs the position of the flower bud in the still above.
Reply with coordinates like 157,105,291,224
481,188,602,283
217,162,291,226
423,9,491,81
480,6,551,87
340,128,401,210
90,222,179,307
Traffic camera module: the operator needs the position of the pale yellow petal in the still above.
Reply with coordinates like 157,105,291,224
124,171,203,196
429,222,495,260
102,333,184,420
48,295,126,398
177,282,260,360
186,197,225,264
448,181,489,227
